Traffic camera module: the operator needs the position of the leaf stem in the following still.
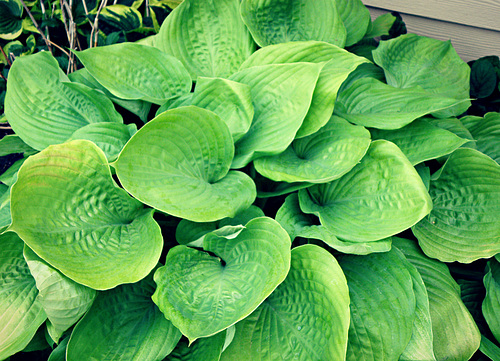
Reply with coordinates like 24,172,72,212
17,0,54,54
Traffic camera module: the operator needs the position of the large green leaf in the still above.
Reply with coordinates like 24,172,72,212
413,148,500,263
461,112,500,163
370,117,469,165
335,0,371,46
394,237,480,360
67,270,181,361
338,248,416,361
156,0,255,79
158,77,254,142
9,140,163,290
254,116,370,183
152,217,291,342
114,106,256,222
483,258,500,343
240,0,346,48
0,232,47,360
69,68,151,123
240,41,369,138
75,43,192,105
5,52,122,150
68,122,136,162
335,77,468,129
276,193,392,255
229,62,322,167
299,140,432,242
23,246,97,343
221,244,350,361
372,34,471,117
0,0,22,40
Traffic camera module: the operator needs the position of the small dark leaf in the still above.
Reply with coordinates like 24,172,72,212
470,59,497,99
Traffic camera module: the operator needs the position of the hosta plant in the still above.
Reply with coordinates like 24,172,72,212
0,0,499,360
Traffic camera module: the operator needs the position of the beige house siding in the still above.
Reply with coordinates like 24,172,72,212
362,0,500,62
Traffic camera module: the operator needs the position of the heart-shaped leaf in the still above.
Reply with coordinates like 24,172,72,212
114,106,256,222
276,193,391,255
9,140,163,290
254,116,371,183
0,232,47,360
5,52,122,150
221,244,350,361
75,43,192,104
23,246,97,343
372,34,471,118
152,217,291,342
156,0,255,79
338,248,416,361
67,269,181,361
370,117,469,165
413,148,500,263
299,140,432,242
240,0,346,48
229,62,322,167
240,41,369,138
335,77,469,129
394,237,480,360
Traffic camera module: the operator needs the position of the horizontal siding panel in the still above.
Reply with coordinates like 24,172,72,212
362,0,500,31
366,6,500,62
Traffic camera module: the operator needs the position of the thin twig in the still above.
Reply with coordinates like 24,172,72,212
39,0,53,53
0,126,12,130
145,0,150,17
0,46,11,67
91,0,108,48
17,0,53,54
0,72,7,83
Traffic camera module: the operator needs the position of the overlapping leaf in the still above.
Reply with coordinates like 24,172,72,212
240,0,346,48
0,0,23,40
114,106,256,222
156,0,255,79
165,330,228,361
229,62,322,167
335,77,468,129
370,117,469,165
75,43,192,104
9,140,163,290
394,237,480,360
152,217,291,342
483,258,500,343
461,112,500,163
254,116,370,183
221,245,350,361
240,41,369,137
0,232,47,360
158,77,254,142
299,140,432,242
276,193,392,255
67,270,181,361
372,34,471,117
339,248,416,360
5,52,122,150
23,246,97,343
413,148,500,263
335,0,371,46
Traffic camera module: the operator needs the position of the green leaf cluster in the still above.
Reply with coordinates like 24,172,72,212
1,0,499,360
